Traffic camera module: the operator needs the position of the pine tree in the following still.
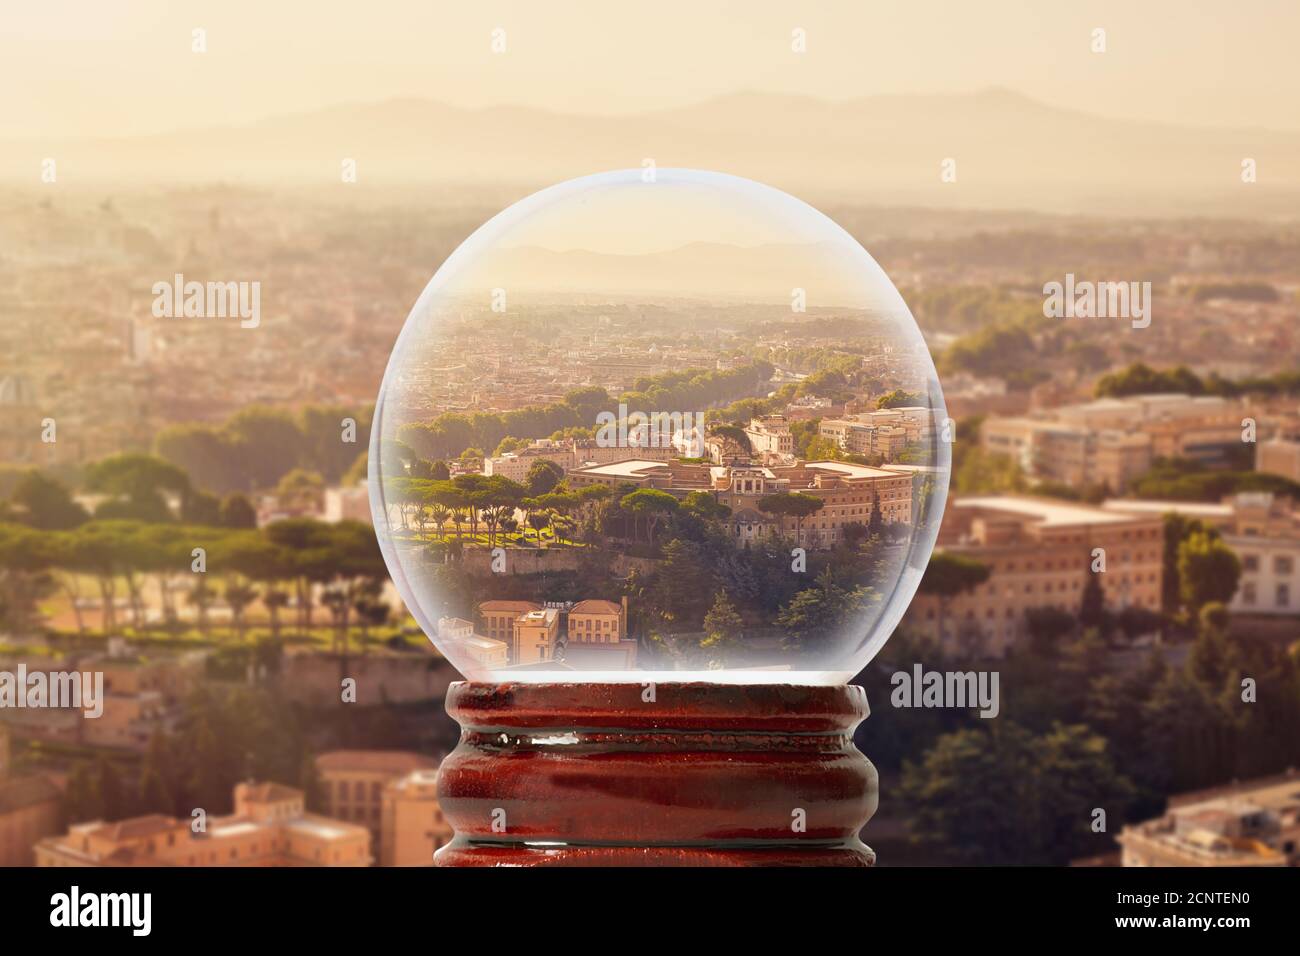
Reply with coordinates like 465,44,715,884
297,753,324,812
1079,573,1107,632
702,590,743,650
94,755,127,822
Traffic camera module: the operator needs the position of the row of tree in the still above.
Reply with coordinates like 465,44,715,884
155,404,372,496
0,516,387,650
395,363,774,462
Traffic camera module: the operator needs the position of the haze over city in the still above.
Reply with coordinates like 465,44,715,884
1,1,1298,882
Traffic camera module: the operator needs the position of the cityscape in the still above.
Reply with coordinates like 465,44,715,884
2,2,1299,876
362,171,953,682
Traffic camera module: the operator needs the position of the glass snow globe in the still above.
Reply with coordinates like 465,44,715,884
370,168,949,687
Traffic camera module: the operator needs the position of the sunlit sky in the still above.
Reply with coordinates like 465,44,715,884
3,0,1297,138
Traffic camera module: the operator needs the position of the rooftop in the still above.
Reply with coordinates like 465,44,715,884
571,459,670,478
804,460,913,481
954,495,1145,527
570,599,622,615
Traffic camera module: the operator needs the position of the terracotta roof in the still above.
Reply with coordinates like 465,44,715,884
315,751,437,774
478,600,543,613
569,599,621,615
89,814,180,841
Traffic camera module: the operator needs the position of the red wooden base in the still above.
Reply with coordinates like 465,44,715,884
434,682,877,867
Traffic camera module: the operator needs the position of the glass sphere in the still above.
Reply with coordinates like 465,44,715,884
370,169,949,684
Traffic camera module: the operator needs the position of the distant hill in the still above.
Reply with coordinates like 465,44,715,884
5,89,1298,215
451,240,896,305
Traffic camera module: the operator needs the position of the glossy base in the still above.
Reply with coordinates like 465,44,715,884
434,681,877,867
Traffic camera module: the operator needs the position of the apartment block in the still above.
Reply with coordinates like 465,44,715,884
316,750,438,862
906,496,1164,653
381,768,453,866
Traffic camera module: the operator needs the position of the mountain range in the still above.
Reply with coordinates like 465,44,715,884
6,89,1298,215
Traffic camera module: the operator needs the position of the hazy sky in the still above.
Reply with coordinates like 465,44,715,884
4,0,1297,138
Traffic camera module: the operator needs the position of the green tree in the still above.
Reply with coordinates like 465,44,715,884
85,453,191,523
94,755,128,822
1079,573,1107,632
900,722,1133,865
525,459,565,496
701,589,743,651
219,493,258,529
917,552,990,643
757,492,825,544
620,489,680,545
1177,530,1242,613
777,568,874,650
63,762,99,824
1024,606,1075,656
9,471,89,530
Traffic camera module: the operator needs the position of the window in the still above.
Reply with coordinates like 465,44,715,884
1278,583,1291,608
1275,556,1294,576
1243,554,1260,572
1242,583,1257,605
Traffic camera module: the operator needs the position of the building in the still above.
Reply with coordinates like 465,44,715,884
1103,493,1300,616
316,750,438,863
435,617,509,669
907,496,1164,653
477,600,542,650
565,458,913,549
743,415,794,458
714,461,914,548
980,394,1258,491
1117,771,1300,867
80,648,201,750
565,598,626,645
476,600,559,665
36,781,370,866
484,439,575,482
1258,437,1300,484
324,483,372,524
819,407,936,462
555,598,638,670
982,418,1152,491
512,607,560,664
0,726,61,866
380,768,453,866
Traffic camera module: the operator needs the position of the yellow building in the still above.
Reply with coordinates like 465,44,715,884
477,600,542,656
512,607,560,664
566,599,626,645
380,768,453,866
435,617,509,669
35,781,370,867
316,750,438,862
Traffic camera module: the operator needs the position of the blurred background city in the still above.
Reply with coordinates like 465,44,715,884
1,1,1298,867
